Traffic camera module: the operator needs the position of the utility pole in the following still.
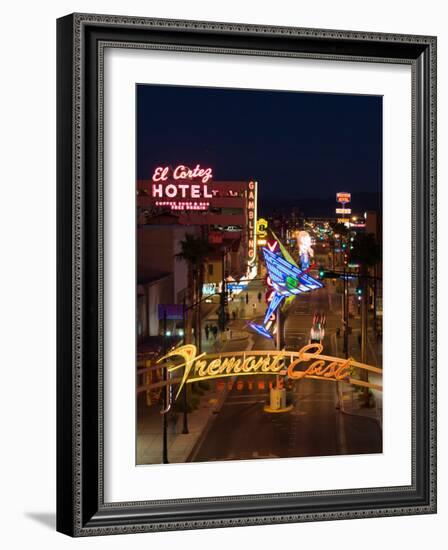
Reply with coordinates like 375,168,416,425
181,298,189,434
343,268,349,358
219,248,227,332
360,272,369,404
197,276,202,355
162,311,169,463
275,308,283,352
194,273,200,353
373,266,377,333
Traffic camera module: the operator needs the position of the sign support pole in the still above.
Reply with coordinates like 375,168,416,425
162,311,169,463
343,268,349,359
181,299,189,434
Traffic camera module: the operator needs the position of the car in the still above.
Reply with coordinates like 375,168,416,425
309,311,326,343
224,225,242,232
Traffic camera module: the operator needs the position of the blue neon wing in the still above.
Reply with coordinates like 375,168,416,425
247,322,273,339
263,248,323,295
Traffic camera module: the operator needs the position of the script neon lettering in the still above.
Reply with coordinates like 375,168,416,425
152,166,169,182
157,343,380,401
160,164,213,183
287,344,351,381
218,357,242,374
173,165,187,180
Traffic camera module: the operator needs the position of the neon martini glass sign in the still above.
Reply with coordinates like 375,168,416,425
248,245,324,339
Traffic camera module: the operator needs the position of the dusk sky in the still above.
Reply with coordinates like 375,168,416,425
137,84,382,212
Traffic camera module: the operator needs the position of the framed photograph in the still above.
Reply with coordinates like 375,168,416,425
57,13,437,536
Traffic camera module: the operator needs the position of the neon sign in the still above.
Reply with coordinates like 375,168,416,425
335,207,352,214
296,230,314,270
247,181,258,266
152,164,213,183
257,218,268,240
249,244,323,338
150,164,215,208
266,239,279,253
155,343,382,404
336,191,351,204
152,183,214,200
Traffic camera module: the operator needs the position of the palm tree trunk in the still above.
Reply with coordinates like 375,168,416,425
197,265,205,353
184,267,194,345
192,269,199,350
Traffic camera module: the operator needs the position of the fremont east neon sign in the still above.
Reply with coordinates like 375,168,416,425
157,343,382,401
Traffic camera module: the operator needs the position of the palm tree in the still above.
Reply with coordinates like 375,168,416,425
350,232,381,405
350,233,381,269
331,222,349,237
175,233,214,350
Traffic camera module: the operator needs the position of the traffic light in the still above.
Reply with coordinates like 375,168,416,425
356,286,363,297
319,267,325,278
342,243,347,249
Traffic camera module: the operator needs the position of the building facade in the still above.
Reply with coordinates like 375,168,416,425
136,165,259,341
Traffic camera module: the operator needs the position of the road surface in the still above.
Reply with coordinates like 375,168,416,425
190,279,382,462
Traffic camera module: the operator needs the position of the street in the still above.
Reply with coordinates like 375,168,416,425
191,378,381,461
190,276,382,462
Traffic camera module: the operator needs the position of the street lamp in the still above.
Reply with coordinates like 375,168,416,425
219,246,228,332
162,310,169,463
181,297,189,434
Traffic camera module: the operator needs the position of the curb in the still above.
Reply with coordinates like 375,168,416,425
340,397,382,428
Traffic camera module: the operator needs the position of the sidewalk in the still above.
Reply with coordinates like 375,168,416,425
338,384,382,428
227,278,266,320
137,319,254,465
331,331,383,428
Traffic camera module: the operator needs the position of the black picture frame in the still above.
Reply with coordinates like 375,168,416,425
57,13,437,536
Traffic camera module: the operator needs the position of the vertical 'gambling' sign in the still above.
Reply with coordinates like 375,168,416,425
247,181,258,265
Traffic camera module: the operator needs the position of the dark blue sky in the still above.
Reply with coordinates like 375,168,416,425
137,84,382,210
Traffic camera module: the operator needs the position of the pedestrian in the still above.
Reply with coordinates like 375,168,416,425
204,324,210,340
257,291,262,303
245,293,249,305
212,325,218,339
232,310,236,321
